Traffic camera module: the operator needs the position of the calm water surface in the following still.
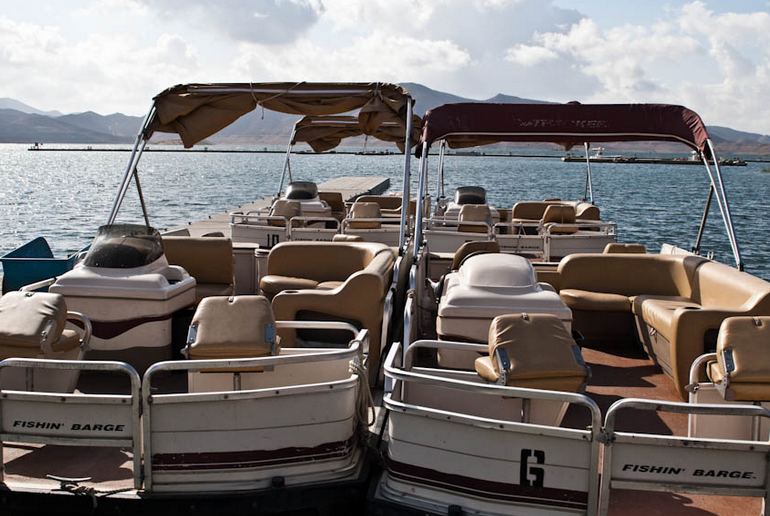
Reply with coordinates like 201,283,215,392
1,143,769,279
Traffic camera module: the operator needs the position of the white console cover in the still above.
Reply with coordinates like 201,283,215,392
437,254,572,342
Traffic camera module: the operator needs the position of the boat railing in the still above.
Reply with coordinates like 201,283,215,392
382,340,603,515
599,398,770,515
0,359,142,489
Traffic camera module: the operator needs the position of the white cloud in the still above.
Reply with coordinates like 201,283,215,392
505,44,558,66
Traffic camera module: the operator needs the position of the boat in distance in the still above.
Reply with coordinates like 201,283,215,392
1,87,770,516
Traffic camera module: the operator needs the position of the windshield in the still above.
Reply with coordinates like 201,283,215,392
84,224,164,269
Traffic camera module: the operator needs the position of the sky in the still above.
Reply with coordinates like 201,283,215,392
2,0,770,134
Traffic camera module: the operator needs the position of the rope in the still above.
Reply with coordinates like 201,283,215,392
250,81,305,120
349,360,376,427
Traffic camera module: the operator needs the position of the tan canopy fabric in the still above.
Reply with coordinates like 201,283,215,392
291,115,421,153
418,102,711,156
144,82,414,148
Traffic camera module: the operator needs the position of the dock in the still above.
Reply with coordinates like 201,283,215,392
170,176,390,237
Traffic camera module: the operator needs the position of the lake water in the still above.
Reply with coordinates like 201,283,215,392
1,143,769,279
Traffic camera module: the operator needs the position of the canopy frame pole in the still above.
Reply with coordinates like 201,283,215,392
133,167,150,227
700,141,742,269
398,100,414,252
412,142,429,259
436,140,446,200
706,139,743,269
107,103,155,224
692,184,714,256
583,142,594,203
277,128,296,198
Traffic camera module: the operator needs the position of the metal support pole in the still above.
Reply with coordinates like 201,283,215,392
107,104,155,224
701,141,743,269
412,143,429,259
707,139,743,270
583,142,594,203
398,100,414,252
693,184,714,255
277,129,296,197
133,168,150,227
436,140,446,200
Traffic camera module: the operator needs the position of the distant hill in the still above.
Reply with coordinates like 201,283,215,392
0,109,127,144
0,97,62,117
1,85,769,154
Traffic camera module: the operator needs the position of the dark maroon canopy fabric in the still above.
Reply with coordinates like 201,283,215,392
419,103,711,155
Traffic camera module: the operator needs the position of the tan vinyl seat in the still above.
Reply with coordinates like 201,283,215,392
474,313,588,391
708,316,770,401
318,191,345,220
575,202,601,221
162,236,234,304
511,201,566,221
263,241,395,385
604,243,646,254
333,234,364,242
0,291,81,359
541,205,577,234
458,204,491,233
348,202,382,229
186,295,279,360
451,240,500,271
269,199,302,227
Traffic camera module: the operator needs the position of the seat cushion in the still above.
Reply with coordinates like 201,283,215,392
641,298,701,341
631,294,691,316
560,288,631,312
188,295,278,359
260,275,319,298
0,291,67,350
316,281,344,290
475,314,587,392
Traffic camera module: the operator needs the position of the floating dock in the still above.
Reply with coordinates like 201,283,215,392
172,176,390,237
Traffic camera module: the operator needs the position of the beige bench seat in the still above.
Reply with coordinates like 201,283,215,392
162,236,235,304
560,289,631,312
707,316,770,401
260,276,319,298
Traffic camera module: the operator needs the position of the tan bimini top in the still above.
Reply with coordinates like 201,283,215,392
291,115,421,153
145,82,414,148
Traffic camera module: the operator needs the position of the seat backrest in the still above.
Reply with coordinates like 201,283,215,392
454,186,487,205
187,295,279,359
541,204,576,225
162,236,234,285
355,195,402,210
267,241,388,282
603,243,647,254
269,199,301,227
0,291,67,351
333,234,364,242
318,191,345,212
458,204,491,233
691,261,770,311
349,202,382,229
474,313,587,390
575,202,601,220
452,240,500,270
558,253,705,298
511,201,552,220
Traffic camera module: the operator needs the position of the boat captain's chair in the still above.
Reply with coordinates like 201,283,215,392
474,313,588,392
0,291,90,392
540,205,577,234
604,243,647,254
348,202,382,229
318,191,345,221
269,199,302,227
458,204,492,233
185,295,279,361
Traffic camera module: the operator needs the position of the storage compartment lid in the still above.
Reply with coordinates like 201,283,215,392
475,313,587,391
713,316,770,401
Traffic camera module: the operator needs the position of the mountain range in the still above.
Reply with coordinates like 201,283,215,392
2,86,769,154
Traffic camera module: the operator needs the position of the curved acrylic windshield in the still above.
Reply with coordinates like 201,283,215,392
84,224,164,269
